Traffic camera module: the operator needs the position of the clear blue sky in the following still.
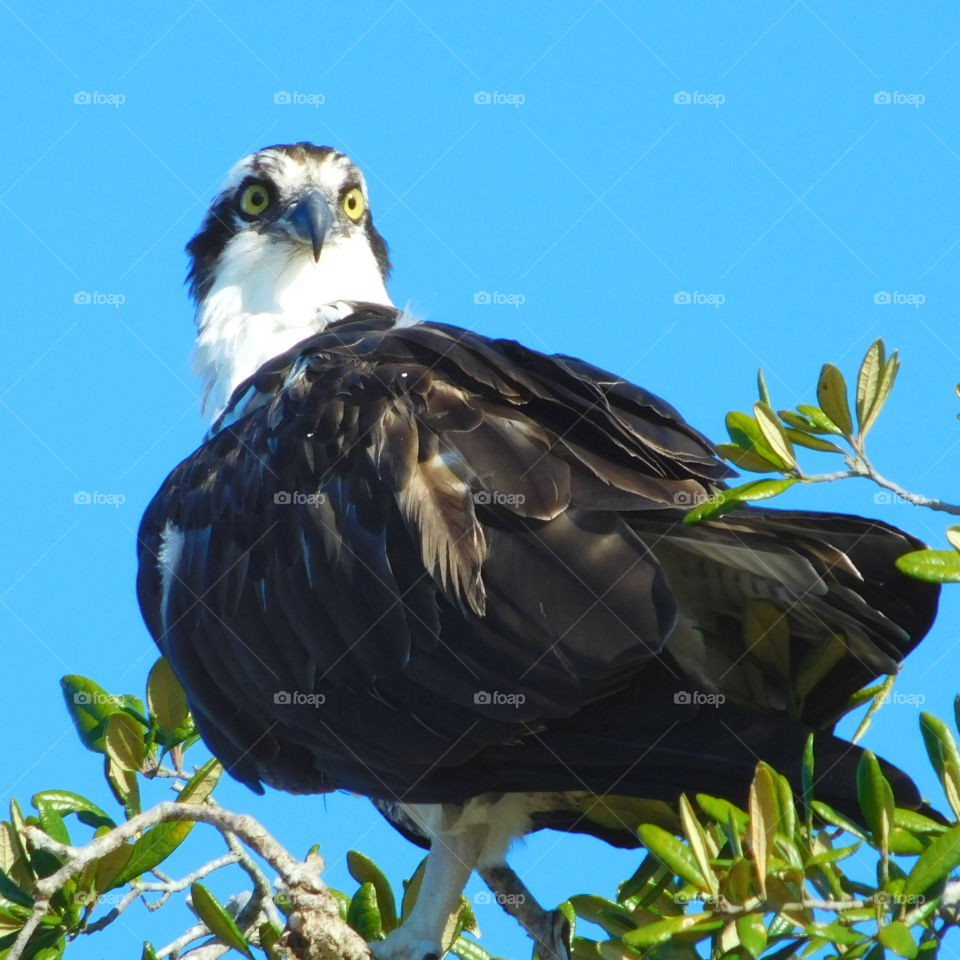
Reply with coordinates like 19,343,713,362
2,2,960,957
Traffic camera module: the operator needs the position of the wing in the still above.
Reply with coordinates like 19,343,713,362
137,310,729,797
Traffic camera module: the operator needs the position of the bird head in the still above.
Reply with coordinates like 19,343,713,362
187,143,393,419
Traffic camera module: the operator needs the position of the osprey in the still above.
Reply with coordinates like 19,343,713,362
138,143,939,960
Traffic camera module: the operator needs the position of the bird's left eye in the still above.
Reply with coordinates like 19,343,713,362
239,183,271,217
341,187,365,221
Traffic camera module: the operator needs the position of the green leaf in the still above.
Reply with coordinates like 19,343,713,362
683,478,798,524
622,914,723,948
862,351,900,439
736,914,767,958
102,713,147,772
347,850,397,933
0,868,34,908
141,942,159,960
802,733,815,832
895,808,947,835
400,856,428,922
190,882,254,958
677,795,717,895
347,881,384,941
725,411,792,470
259,921,283,960
857,751,894,852
33,801,69,848
897,549,960,583
104,757,140,820
757,368,771,407
637,824,708,891
146,658,192,746
449,934,494,960
177,758,223,806
878,921,918,959
817,363,853,438
856,339,886,437
810,801,868,841
93,841,133,895
783,429,846,454
748,763,779,897
903,824,960,899
31,792,114,831
60,676,124,753
796,404,844,435
753,402,797,470
715,443,781,474
851,674,897,745
110,821,193,889
946,526,960,552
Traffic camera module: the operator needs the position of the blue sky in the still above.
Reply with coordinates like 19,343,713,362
2,1,960,957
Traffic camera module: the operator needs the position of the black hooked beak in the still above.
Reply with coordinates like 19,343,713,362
285,191,332,261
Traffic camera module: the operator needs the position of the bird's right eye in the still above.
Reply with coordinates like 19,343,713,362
239,183,271,217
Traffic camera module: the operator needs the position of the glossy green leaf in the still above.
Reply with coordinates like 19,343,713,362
802,733,815,832
177,758,223,806
796,404,844,435
748,763,779,897
754,402,797,469
903,824,960,899
146,658,191,745
810,801,868,841
190,881,254,958
568,895,636,936
757,368,770,406
683,478,798,524
0,868,34,907
715,443,781,473
895,808,947,835
33,801,69,848
852,674,897,745
111,821,193,889
856,340,886,436
102,713,146,772
31,791,114,831
920,712,960,780
104,757,140,820
347,881,384,941
622,913,723,948
449,934,494,960
896,549,960,583
400,855,428,922
736,914,767,958
677,795,717,895
259,921,283,960
141,942,159,960
696,794,749,832
725,411,792,470
861,350,900,439
93,841,133,895
347,850,398,933
857,751,894,852
878,921,918,959
817,363,853,437
60,676,124,753
783,429,846,454
637,824,707,891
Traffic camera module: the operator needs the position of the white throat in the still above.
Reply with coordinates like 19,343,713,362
193,230,392,421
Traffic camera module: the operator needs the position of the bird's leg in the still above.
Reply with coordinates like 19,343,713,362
372,822,487,960
477,863,571,960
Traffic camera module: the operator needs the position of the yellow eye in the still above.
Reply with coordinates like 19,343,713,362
239,182,271,217
342,187,365,221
